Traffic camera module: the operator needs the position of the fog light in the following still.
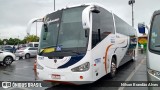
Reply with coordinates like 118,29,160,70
80,76,83,79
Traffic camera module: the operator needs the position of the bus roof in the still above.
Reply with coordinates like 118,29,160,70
153,10,160,16
46,3,112,16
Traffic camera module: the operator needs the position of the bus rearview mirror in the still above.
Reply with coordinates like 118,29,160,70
90,5,100,13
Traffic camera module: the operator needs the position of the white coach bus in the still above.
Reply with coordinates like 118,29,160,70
29,4,137,84
147,10,160,90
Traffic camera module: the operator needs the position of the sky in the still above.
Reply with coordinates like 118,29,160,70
0,0,159,39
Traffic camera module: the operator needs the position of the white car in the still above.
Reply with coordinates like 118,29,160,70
0,51,16,65
15,47,38,59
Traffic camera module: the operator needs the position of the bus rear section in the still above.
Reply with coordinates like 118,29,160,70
32,4,137,85
147,10,160,90
147,10,160,82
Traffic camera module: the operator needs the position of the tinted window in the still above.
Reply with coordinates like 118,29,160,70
114,14,135,36
4,46,12,49
149,14,160,53
99,7,114,39
92,12,100,48
34,44,39,47
57,6,88,48
28,44,33,47
92,7,114,48
29,48,37,50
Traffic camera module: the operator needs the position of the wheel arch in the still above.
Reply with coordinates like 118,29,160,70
112,55,117,64
112,54,118,68
25,53,31,56
3,55,14,61
3,55,14,65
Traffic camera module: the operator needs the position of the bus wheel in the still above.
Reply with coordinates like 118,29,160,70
131,50,136,62
109,57,117,78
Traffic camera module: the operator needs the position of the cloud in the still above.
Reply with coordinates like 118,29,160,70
0,0,160,39
0,25,26,39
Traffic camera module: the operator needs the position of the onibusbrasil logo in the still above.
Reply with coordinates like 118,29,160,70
1,81,42,88
2,82,12,89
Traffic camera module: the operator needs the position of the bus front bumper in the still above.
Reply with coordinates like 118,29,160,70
36,68,93,84
147,69,160,90
147,69,160,81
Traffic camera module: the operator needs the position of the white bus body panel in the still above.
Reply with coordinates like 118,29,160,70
147,52,160,73
37,51,93,84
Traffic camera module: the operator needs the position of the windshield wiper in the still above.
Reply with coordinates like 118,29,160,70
41,45,57,49
155,44,160,47
62,50,81,55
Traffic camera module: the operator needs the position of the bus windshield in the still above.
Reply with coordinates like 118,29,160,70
149,14,160,53
39,6,88,57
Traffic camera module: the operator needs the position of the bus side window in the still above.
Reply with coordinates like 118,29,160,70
92,7,114,49
92,12,100,48
99,8,114,39
92,31,100,48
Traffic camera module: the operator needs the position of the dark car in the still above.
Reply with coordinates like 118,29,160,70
1,45,14,53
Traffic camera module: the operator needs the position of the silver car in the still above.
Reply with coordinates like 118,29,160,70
15,47,38,59
0,51,16,65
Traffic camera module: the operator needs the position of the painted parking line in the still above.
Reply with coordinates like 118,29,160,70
118,58,145,90
1,71,34,80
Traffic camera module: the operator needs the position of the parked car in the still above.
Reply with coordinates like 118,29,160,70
0,50,16,65
17,44,27,49
15,47,38,59
27,42,39,47
1,45,14,53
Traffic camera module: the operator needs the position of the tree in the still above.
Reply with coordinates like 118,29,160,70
0,39,3,45
20,38,27,44
0,35,39,45
24,35,39,43
7,38,15,45
13,38,21,45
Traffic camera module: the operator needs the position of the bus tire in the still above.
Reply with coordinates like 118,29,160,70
109,57,117,78
131,50,136,62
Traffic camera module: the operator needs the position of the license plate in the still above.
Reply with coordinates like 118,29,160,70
51,74,61,79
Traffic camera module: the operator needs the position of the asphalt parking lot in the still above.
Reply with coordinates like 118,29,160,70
0,52,148,90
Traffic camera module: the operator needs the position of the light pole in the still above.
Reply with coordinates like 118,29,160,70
17,36,19,49
54,0,55,11
36,22,37,37
128,0,135,27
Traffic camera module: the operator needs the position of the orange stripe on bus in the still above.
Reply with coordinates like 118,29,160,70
104,44,113,73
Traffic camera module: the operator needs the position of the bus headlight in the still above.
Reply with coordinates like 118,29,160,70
71,62,90,72
37,63,44,70
148,69,160,79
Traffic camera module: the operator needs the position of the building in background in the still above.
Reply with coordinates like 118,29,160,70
138,34,147,51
